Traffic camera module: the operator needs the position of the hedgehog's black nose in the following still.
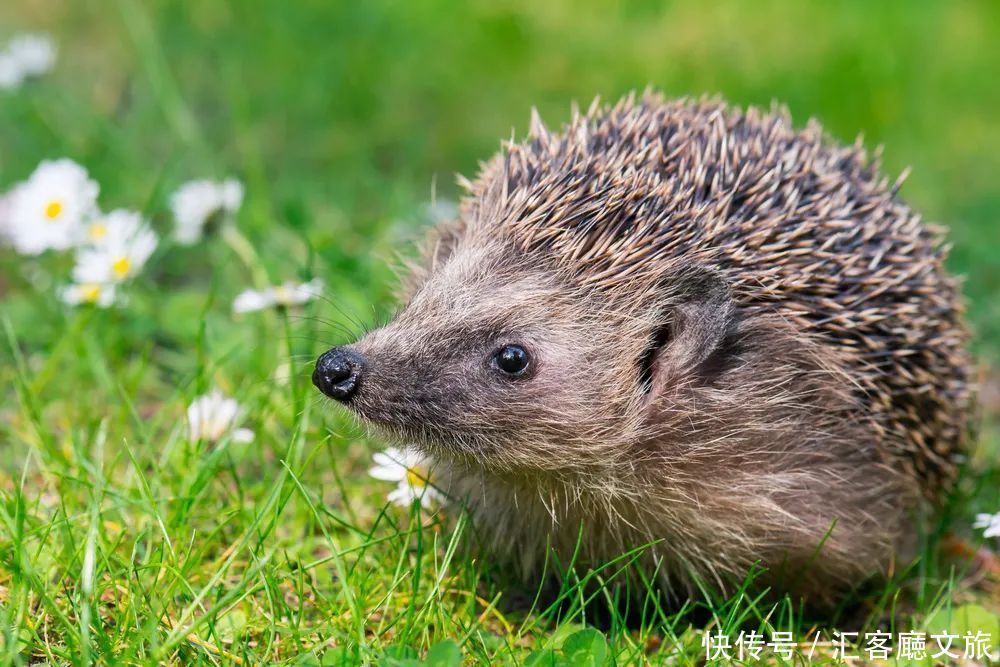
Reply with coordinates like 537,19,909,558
313,347,365,401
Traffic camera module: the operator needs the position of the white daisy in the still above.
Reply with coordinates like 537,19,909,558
974,512,1000,539
58,282,119,308
170,178,243,244
6,34,56,78
77,208,144,248
187,389,254,443
0,34,55,91
78,213,116,247
232,278,324,313
368,446,446,507
5,159,99,255
72,210,158,283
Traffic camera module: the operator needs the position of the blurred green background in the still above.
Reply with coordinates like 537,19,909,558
2,0,998,361
0,2,997,660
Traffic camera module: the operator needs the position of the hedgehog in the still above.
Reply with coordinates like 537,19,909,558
312,92,974,604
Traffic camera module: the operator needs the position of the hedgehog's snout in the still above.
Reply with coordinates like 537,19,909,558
313,346,365,402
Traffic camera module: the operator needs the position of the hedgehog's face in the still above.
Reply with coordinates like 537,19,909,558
314,240,736,474
313,243,661,472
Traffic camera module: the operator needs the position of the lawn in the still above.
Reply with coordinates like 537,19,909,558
0,0,998,664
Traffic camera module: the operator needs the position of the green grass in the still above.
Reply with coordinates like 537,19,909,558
1,0,998,664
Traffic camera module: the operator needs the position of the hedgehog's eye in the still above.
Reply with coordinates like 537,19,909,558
492,344,530,377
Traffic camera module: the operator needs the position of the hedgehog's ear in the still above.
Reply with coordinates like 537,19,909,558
638,266,735,401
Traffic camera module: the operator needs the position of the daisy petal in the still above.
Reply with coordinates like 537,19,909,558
6,159,98,255
170,178,244,244
368,464,404,482
233,288,274,313
387,483,418,507
232,428,255,444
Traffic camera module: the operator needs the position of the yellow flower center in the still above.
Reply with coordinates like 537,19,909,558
89,223,108,240
405,467,428,489
80,284,102,303
274,286,290,304
44,200,63,220
112,257,131,278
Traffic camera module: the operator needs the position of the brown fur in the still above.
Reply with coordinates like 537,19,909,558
325,92,974,605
